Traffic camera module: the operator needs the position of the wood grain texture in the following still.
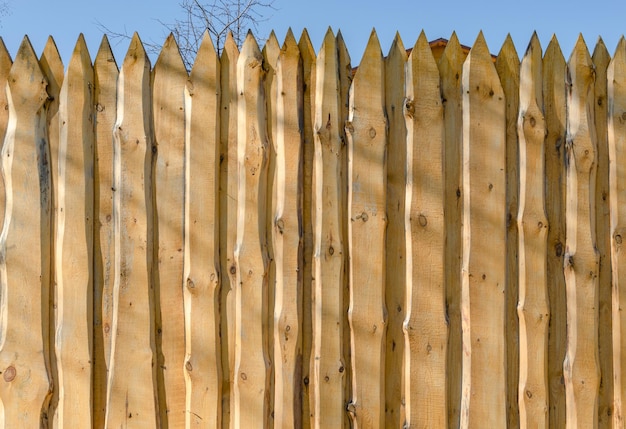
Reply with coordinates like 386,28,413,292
232,32,270,429
184,31,222,428
517,33,549,429
404,31,447,429
310,28,346,429
563,35,600,429
152,34,188,428
437,32,465,429
345,30,386,429
460,32,507,428
0,36,52,428
93,35,118,429
543,35,567,429
104,33,158,428
609,36,626,429
592,37,613,429
0,38,11,232
219,32,238,429
298,28,315,429
54,34,95,429
383,32,407,429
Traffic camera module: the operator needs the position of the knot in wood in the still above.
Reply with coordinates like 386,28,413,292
3,366,16,382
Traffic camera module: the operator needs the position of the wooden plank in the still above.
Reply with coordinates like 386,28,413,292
543,35,567,429
184,30,222,428
0,35,52,428
404,31,447,429
93,34,118,428
219,32,238,429
495,35,520,429
104,33,158,428
460,32,507,428
383,32,407,429
272,29,303,429
310,28,346,429
298,28,315,429
0,38,12,231
232,31,270,429
54,34,95,428
563,35,600,428
517,33,549,429
609,35,626,429
152,33,188,428
437,32,464,429
345,30,386,428
592,37,613,429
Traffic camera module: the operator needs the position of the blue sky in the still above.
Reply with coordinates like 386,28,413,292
1,0,625,66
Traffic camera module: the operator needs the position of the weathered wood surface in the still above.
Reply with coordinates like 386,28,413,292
438,32,465,429
104,33,158,428
460,32,507,428
609,36,626,429
0,35,52,428
383,32,407,429
184,31,222,428
93,35,118,428
218,32,238,429
54,34,94,428
404,31,447,429
232,32,270,429
563,35,600,429
516,33,549,429
592,38,613,429
0,38,11,231
152,34,187,428
310,28,346,429
298,28,315,429
543,35,567,429
345,30,386,429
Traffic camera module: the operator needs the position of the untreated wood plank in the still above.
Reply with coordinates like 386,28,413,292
609,35,626,429
152,33,188,428
384,31,407,429
345,29,386,429
592,37,613,429
184,30,222,428
460,32,507,428
437,32,465,429
272,29,303,429
517,33,549,429
104,33,158,428
54,34,95,428
543,35,567,429
298,28,315,429
404,31,447,429
0,37,11,231
93,34,118,429
0,35,52,428
232,31,270,429
219,31,238,429
310,28,346,429
563,34,600,428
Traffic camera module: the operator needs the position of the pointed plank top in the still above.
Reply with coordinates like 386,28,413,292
240,30,263,61
40,35,64,90
154,33,186,77
412,31,433,58
190,31,218,79
569,34,592,64
465,31,500,80
9,36,48,109
519,32,543,112
545,35,565,65
122,33,150,69
298,28,314,55
497,34,520,67
68,34,93,75
283,28,298,51
263,30,280,67
353,29,382,80
439,31,465,73
593,37,608,59
613,36,626,63
387,32,407,60
0,37,12,65
95,35,118,71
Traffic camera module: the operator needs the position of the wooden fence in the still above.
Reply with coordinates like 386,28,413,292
0,27,624,428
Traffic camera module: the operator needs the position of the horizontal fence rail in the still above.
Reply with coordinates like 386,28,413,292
0,28,625,428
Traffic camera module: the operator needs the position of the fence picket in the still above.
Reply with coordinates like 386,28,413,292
460,32,507,427
438,32,465,429
404,31,447,429
543,35,567,429
104,33,158,428
184,31,222,428
0,36,52,428
310,28,346,429
0,38,11,231
384,32,407,429
232,32,270,429
563,35,601,428
517,33,549,429
609,36,626,429
218,32,239,429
